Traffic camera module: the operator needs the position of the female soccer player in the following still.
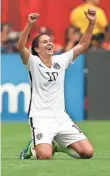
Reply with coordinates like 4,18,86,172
17,9,96,160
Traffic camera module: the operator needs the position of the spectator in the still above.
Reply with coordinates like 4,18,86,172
63,25,81,52
1,23,20,53
70,0,108,44
1,23,10,53
102,24,110,50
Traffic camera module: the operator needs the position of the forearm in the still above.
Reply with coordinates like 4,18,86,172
73,21,95,59
17,23,33,50
72,8,96,59
79,21,95,50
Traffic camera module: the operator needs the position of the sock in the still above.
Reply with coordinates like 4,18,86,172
31,146,36,158
55,142,81,159
63,148,81,159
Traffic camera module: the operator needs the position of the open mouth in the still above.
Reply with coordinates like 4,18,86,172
46,45,53,52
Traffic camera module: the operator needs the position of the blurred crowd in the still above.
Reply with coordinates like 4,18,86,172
1,23,20,53
1,0,110,54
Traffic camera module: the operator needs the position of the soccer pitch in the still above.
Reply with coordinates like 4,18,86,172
1,121,110,176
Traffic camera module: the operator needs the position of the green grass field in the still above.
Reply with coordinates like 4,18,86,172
1,121,110,176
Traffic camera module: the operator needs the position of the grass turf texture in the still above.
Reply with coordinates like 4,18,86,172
1,121,110,176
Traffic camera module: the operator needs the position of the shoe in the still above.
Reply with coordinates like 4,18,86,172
20,140,32,160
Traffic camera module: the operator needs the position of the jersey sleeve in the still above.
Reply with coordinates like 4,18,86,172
25,53,38,71
59,49,74,69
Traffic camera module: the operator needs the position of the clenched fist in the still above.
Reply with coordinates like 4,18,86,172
28,13,40,24
84,9,96,24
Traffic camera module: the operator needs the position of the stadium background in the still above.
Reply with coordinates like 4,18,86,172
1,0,110,44
1,0,110,176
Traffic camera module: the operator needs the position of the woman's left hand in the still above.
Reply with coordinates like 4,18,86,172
84,8,96,24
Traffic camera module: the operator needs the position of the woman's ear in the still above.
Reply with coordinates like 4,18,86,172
34,47,39,53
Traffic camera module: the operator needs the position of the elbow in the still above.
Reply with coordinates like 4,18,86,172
17,42,24,51
81,43,89,52
17,42,21,50
17,45,19,51
84,45,89,52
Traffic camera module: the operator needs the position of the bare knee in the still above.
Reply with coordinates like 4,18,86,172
79,147,94,159
37,151,52,160
34,144,52,160
70,139,94,159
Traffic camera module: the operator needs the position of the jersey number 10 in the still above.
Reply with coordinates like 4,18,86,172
46,72,58,81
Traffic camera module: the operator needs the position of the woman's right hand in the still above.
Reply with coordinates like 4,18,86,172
28,13,40,25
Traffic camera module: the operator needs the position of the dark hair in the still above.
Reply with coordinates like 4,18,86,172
64,25,80,44
1,23,10,32
31,33,51,56
105,24,110,32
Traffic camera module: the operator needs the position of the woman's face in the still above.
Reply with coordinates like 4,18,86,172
91,0,100,6
67,27,75,40
35,35,54,57
67,27,81,41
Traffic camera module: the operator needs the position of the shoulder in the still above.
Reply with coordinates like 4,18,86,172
26,53,40,70
29,53,39,60
52,52,67,61
52,54,64,67
70,4,84,20
71,4,84,14
29,53,40,63
96,7,106,15
52,54,61,61
52,49,73,66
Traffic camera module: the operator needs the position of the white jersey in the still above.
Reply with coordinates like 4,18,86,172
25,49,74,118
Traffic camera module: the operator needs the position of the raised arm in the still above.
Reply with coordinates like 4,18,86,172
73,9,96,60
17,13,40,65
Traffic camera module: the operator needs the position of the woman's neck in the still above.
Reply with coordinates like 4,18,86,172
39,54,52,68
